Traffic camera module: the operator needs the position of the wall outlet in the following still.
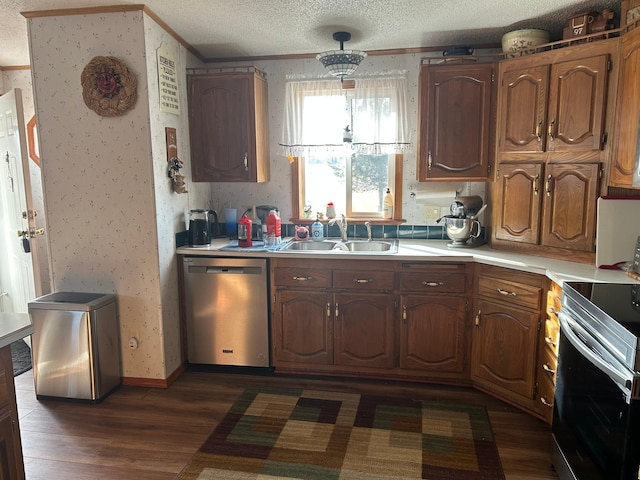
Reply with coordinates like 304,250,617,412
424,205,441,223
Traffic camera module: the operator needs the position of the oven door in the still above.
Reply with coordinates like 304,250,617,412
552,311,640,480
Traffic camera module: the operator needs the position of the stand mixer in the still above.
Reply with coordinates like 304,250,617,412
442,196,487,248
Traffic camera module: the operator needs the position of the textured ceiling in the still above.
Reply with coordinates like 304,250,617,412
0,0,622,66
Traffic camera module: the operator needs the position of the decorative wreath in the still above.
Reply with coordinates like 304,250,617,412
80,56,137,117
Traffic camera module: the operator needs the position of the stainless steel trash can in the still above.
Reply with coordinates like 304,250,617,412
28,292,121,402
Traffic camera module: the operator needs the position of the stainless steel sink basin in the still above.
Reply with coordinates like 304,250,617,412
343,240,398,253
278,239,398,254
280,240,337,251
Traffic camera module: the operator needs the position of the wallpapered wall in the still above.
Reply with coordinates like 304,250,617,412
26,9,208,380
206,55,486,223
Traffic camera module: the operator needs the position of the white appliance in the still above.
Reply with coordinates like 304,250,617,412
596,196,640,268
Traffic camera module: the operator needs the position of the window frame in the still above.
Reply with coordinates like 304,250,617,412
290,154,403,224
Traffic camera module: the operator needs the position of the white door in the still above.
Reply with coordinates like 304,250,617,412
0,88,42,314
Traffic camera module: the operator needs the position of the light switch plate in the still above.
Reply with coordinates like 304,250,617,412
424,206,440,223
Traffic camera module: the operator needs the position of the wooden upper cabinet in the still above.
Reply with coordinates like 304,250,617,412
188,69,269,182
611,26,640,187
418,62,496,181
541,163,599,251
499,54,610,156
499,65,549,153
494,163,543,244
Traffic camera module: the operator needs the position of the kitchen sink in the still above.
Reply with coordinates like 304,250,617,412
279,239,398,254
280,240,338,251
343,240,398,252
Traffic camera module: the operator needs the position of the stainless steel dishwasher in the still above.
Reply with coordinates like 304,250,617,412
183,257,269,367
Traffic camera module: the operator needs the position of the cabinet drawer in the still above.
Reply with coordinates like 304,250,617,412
537,369,555,420
400,272,465,293
274,267,331,288
539,345,557,385
478,276,542,310
333,270,395,291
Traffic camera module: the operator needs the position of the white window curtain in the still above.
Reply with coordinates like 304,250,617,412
279,77,412,158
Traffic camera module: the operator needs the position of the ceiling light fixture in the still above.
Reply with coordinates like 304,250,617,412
316,31,367,81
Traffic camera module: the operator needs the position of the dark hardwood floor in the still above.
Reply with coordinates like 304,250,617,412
14,368,558,479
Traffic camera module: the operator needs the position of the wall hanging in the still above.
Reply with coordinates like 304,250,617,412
166,127,187,193
80,56,137,117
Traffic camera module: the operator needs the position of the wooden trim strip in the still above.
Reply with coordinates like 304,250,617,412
21,4,205,63
0,65,30,71
121,363,185,388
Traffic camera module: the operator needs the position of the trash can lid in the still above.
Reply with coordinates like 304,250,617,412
28,292,116,311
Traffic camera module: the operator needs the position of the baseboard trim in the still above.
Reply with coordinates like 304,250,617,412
121,363,186,388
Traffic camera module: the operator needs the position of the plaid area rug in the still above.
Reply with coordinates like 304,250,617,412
176,385,505,480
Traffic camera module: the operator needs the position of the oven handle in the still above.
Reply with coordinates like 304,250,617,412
558,311,633,399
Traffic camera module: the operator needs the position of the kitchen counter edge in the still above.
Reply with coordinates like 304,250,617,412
177,239,637,285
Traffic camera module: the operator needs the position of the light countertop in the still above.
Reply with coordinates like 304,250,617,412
0,312,33,349
177,238,638,286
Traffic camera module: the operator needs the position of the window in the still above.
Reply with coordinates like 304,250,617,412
280,77,411,221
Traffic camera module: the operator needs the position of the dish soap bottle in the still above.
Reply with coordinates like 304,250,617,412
311,215,324,241
383,188,394,219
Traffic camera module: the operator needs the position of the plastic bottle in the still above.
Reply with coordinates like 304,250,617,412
266,209,281,247
311,215,324,241
383,187,394,219
237,214,253,248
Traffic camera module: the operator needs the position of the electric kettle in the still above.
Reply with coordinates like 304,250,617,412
188,209,210,246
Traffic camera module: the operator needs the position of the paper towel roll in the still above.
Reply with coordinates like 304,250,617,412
413,191,458,204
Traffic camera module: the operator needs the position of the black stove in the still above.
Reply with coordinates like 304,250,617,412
563,282,640,372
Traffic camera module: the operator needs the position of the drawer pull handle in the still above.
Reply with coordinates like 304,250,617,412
422,281,444,287
353,278,373,284
335,303,339,318
535,120,542,142
497,288,517,296
428,150,432,170
545,336,557,348
533,173,540,196
243,153,248,171
402,305,407,322
548,306,557,314
540,396,553,408
475,310,481,327
326,302,331,318
292,276,312,281
542,363,556,375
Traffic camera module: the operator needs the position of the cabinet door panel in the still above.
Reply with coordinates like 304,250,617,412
541,163,599,252
471,299,538,399
547,55,608,152
334,293,395,369
273,291,333,365
400,295,466,374
499,65,549,153
611,29,640,187
494,163,543,244
418,64,494,180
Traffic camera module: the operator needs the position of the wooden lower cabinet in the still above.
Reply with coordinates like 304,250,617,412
272,290,333,365
271,258,469,380
471,265,548,415
0,346,25,480
334,292,395,369
399,295,467,375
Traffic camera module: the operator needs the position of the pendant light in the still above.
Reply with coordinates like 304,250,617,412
316,32,367,81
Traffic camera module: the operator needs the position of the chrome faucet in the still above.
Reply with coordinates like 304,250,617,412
365,221,372,241
329,214,348,242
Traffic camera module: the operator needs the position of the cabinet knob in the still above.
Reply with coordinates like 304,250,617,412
243,153,248,171
335,303,339,318
326,302,331,318
428,150,432,170
475,310,481,327
402,304,407,322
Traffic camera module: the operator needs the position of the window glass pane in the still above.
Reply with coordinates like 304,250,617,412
350,154,391,216
303,154,346,217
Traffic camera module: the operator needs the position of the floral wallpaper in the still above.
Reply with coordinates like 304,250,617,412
26,9,207,380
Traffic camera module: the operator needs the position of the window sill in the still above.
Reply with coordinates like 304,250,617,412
289,218,406,225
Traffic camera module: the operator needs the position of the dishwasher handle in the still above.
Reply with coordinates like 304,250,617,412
188,265,263,275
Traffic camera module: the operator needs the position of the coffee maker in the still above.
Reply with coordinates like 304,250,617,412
443,196,487,248
188,209,211,246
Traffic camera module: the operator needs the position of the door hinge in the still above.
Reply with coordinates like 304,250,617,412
465,300,469,312
533,382,539,399
607,59,612,72
537,320,542,332
491,72,495,83
487,163,492,175
602,132,608,146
